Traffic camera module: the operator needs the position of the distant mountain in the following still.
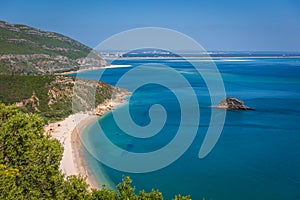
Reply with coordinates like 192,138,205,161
122,48,180,57
0,21,106,74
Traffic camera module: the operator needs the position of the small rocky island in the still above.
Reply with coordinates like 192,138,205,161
215,97,255,110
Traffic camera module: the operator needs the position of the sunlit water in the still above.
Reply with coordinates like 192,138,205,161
72,57,300,200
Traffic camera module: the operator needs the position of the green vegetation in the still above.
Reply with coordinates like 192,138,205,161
0,21,90,59
0,74,68,122
0,21,192,199
0,74,55,105
0,21,106,74
0,103,191,199
0,74,116,122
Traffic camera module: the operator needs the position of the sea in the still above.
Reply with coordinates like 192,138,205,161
71,54,300,200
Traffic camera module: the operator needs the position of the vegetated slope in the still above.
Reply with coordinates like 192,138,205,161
0,21,106,74
0,74,123,122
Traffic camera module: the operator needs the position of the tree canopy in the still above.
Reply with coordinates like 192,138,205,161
0,103,191,199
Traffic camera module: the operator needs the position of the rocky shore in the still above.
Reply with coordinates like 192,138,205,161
94,91,131,116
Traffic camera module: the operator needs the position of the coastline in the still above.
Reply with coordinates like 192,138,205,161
59,66,106,75
71,114,100,189
45,113,100,188
59,64,131,75
46,91,130,189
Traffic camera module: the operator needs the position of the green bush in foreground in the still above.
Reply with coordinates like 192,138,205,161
0,103,191,200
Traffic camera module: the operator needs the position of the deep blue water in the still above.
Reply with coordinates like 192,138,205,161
74,57,300,200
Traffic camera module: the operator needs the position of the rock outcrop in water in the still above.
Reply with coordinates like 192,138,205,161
215,97,255,110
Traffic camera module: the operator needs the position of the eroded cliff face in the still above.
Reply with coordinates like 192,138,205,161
12,75,129,121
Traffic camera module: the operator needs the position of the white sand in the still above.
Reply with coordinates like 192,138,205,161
45,92,130,189
46,113,90,176
60,64,131,75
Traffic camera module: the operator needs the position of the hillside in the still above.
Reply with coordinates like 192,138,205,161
0,74,128,122
0,21,106,74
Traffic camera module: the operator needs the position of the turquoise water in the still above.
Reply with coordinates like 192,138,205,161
75,57,300,200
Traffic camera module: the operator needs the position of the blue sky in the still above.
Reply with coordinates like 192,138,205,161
1,0,300,51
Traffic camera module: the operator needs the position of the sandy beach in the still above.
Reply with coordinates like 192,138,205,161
59,64,131,75
45,113,99,188
45,91,130,189
71,114,100,188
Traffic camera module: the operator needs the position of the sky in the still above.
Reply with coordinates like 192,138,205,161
1,0,300,51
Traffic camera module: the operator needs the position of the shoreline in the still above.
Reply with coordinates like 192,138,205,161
45,113,99,188
59,64,131,75
71,114,100,189
59,66,105,75
46,91,130,189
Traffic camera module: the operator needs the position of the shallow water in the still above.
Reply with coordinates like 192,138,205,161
75,57,300,200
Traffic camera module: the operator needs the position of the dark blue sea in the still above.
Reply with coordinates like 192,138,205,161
73,56,300,200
